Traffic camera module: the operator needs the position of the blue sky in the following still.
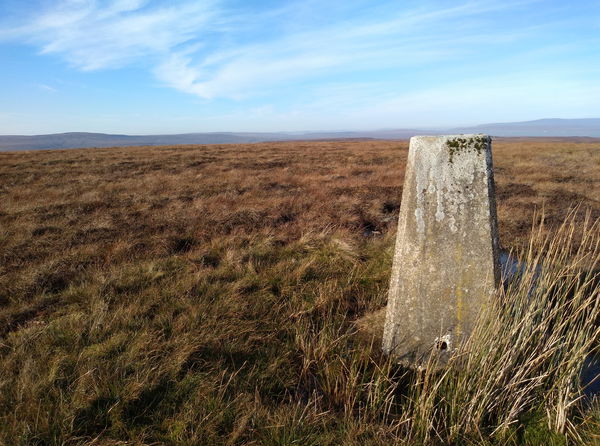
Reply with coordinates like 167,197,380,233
0,0,599,134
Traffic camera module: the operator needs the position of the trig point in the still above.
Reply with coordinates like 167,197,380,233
382,134,500,366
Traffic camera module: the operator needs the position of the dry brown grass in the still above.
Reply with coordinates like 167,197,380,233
0,138,599,444
408,209,600,444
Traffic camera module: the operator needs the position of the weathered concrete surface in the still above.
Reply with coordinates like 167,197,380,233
382,134,500,366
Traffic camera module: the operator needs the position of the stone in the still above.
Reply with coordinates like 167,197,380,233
382,134,500,366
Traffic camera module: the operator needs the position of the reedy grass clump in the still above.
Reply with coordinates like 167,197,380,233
406,210,600,444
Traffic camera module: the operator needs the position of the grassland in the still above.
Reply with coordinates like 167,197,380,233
0,138,599,445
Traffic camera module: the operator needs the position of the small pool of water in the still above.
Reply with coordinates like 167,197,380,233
499,251,599,399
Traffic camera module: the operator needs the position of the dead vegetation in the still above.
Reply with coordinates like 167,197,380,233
0,138,599,444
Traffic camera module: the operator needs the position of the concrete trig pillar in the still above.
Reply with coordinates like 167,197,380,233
382,134,500,366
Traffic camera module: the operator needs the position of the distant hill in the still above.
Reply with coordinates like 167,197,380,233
1,118,599,151
452,118,600,137
0,132,273,151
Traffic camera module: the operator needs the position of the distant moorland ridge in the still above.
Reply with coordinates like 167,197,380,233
1,118,599,151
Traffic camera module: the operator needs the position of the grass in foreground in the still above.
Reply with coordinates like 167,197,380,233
0,140,599,444
406,210,600,444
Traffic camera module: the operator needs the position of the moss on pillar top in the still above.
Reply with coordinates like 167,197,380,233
446,135,488,164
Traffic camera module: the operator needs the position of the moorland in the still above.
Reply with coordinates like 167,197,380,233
0,138,599,444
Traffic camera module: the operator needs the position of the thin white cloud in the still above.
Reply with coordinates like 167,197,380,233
303,74,600,129
1,0,539,97
3,0,220,70
36,83,58,93
152,0,539,99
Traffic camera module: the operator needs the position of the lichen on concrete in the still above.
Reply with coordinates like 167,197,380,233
446,134,488,164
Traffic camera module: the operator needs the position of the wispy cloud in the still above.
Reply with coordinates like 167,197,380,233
2,0,221,70
1,0,539,99
36,83,58,93
1,0,597,132
152,0,537,99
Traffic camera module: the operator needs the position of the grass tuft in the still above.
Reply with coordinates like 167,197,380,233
404,209,600,444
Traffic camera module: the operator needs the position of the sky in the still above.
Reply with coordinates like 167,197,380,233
0,0,599,135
